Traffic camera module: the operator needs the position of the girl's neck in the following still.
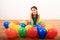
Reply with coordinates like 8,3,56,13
33,13,36,15
32,13,37,17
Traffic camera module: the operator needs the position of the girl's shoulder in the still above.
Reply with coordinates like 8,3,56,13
30,13,33,15
30,13,33,17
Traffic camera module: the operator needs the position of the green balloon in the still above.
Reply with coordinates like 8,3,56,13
18,28,27,37
38,21,46,24
38,19,46,24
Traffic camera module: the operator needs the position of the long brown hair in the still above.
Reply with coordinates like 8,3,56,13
31,6,37,10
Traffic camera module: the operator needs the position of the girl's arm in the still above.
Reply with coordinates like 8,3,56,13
36,14,40,24
30,13,33,25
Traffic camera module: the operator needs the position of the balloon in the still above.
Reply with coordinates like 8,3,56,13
40,24,45,28
18,28,27,37
9,22,21,32
47,28,57,39
40,22,45,24
20,20,28,25
14,25,21,32
38,28,47,38
45,24,52,31
38,19,45,24
3,21,10,28
34,24,41,29
5,28,17,38
27,28,38,38
13,20,20,25
29,21,32,25
19,23,26,28
26,20,29,25
25,25,32,31
9,22,16,29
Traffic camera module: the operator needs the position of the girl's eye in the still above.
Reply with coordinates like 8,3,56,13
32,10,35,11
32,10,33,11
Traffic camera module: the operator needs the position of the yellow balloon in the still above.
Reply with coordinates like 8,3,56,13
20,20,27,25
14,25,21,32
45,24,52,31
25,25,33,31
9,22,16,28
9,22,21,33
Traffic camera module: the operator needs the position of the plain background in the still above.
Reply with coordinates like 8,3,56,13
0,0,60,20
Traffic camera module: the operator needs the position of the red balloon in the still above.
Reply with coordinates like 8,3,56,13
27,28,38,38
40,24,45,27
47,28,57,39
5,28,17,38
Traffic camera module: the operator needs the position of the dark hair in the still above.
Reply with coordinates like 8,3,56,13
31,6,37,10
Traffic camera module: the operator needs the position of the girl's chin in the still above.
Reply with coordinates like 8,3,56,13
33,13,36,14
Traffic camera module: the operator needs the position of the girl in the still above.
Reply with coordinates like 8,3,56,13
30,6,40,26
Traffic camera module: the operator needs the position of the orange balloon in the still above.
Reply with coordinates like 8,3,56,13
5,28,17,38
13,20,20,25
26,20,29,25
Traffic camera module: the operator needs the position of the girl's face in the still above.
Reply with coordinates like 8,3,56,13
31,8,37,14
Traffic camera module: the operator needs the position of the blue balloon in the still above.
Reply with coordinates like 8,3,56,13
34,24,42,29
19,23,26,28
38,28,47,39
3,21,10,28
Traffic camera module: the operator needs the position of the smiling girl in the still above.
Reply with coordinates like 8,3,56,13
30,6,40,26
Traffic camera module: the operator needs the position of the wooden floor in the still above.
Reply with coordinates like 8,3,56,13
0,20,60,40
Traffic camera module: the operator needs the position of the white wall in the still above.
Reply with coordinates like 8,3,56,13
0,0,60,20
